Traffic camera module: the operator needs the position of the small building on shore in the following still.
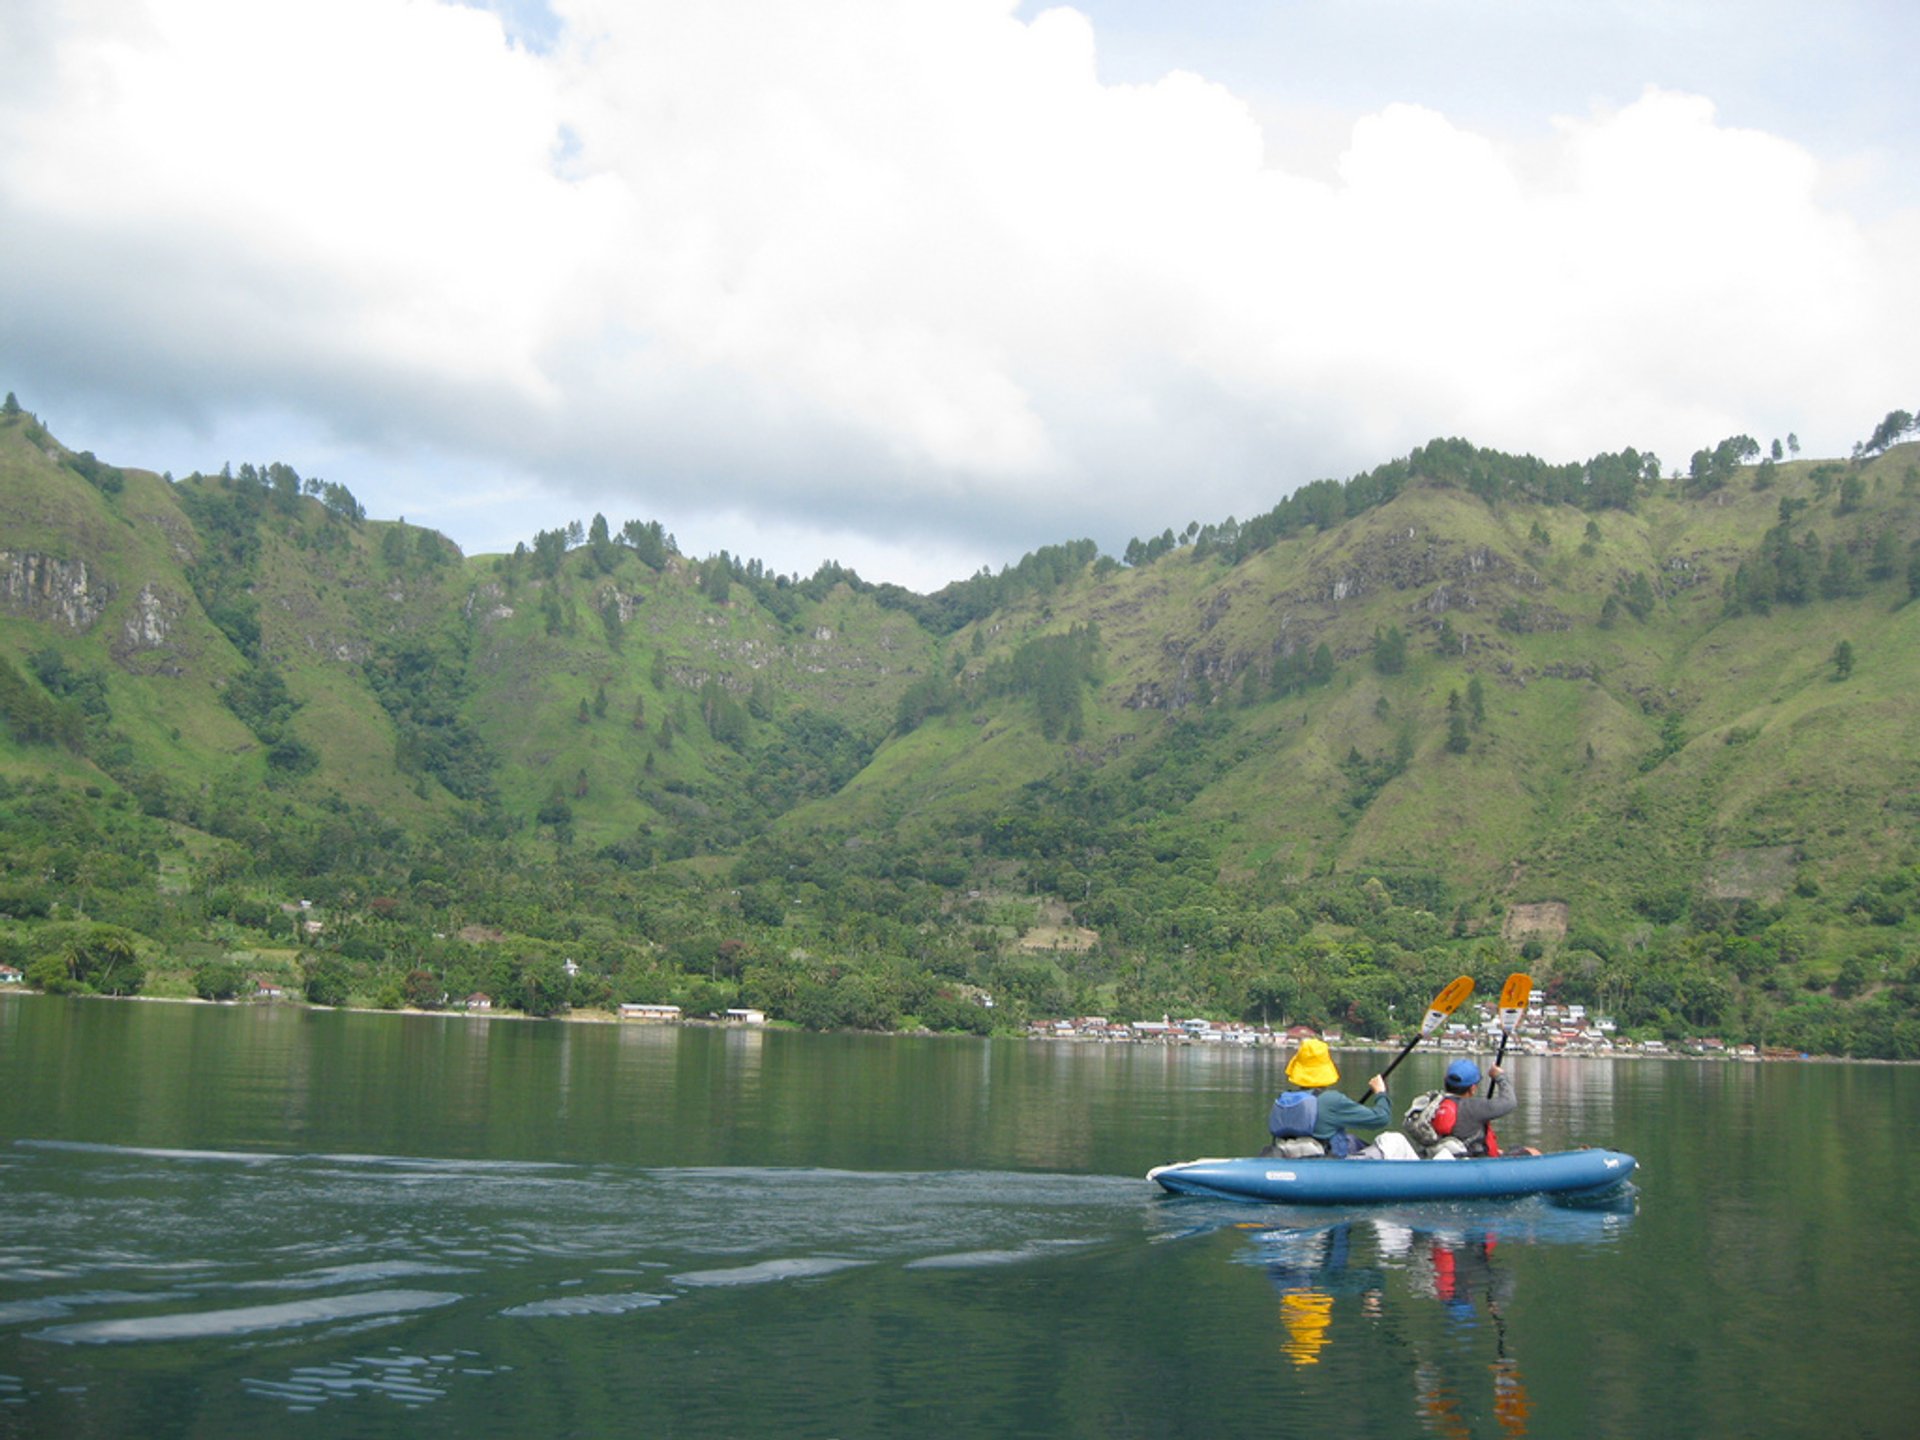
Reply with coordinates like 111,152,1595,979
620,1002,681,1023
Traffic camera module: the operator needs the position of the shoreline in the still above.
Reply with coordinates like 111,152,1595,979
2,986,1892,1062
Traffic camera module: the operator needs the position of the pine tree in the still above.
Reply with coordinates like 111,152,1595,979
1446,691,1470,753
1309,643,1335,686
1372,625,1407,675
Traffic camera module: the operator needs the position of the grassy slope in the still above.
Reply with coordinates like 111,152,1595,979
0,437,258,787
3,406,943,857
463,555,943,848
6,402,1918,949
803,445,1920,937
249,513,449,820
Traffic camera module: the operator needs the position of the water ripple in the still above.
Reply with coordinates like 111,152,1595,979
2,1137,1158,1416
240,1347,506,1411
498,1291,674,1317
31,1289,463,1345
669,1256,869,1287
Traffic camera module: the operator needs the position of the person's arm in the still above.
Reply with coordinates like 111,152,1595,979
1451,1081,1516,1135
1361,1073,1392,1128
1480,1070,1517,1121
1321,1087,1392,1132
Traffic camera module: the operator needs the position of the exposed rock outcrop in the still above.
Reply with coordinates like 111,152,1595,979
0,551,110,631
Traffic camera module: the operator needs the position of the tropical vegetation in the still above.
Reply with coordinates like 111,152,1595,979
5,390,1920,1058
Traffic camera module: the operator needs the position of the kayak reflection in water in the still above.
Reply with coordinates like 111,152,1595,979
1223,1206,1625,1424
1392,1225,1534,1438
1255,1222,1385,1366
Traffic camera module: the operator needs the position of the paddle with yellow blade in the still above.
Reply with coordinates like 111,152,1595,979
1494,972,1533,1066
1365,974,1475,1100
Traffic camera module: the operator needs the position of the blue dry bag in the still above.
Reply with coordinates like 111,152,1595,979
1268,1090,1319,1139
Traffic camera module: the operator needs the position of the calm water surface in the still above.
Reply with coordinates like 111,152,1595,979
0,994,1912,1438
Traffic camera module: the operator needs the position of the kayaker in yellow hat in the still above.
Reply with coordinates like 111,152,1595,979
1265,1038,1391,1158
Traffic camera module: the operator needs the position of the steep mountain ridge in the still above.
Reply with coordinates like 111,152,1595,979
5,395,1919,1053
825,454,1920,927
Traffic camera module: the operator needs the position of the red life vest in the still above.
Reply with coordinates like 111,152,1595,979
1434,1095,1500,1156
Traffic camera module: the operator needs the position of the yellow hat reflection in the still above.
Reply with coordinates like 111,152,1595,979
1278,1290,1333,1366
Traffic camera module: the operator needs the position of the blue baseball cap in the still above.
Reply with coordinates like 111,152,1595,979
1445,1059,1481,1091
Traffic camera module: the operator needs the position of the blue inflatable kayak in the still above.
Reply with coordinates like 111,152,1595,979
1148,1149,1636,1205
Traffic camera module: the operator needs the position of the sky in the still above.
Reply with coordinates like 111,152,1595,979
3,0,1916,592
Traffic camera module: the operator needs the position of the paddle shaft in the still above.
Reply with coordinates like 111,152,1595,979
1378,1031,1425,1086
1356,975,1475,1102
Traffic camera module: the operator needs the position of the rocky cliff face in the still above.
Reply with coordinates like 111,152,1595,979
0,551,111,632
112,582,199,675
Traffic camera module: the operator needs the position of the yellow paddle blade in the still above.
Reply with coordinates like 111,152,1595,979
1418,974,1475,1034
1498,972,1533,1030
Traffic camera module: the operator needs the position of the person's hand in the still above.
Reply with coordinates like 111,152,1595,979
1366,1074,1386,1097
1488,1064,1504,1080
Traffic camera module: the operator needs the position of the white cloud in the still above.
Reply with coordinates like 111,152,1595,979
2,0,1913,589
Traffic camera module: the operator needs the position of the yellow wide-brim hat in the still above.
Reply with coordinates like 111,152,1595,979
1285,1037,1340,1089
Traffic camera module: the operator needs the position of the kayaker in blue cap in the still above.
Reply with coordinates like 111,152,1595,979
1441,1058,1523,1157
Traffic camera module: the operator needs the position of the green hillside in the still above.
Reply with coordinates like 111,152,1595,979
4,393,1919,1056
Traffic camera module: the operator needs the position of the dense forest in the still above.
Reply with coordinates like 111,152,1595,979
4,390,1920,1057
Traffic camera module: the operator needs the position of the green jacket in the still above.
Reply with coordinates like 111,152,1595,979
1302,1086,1393,1140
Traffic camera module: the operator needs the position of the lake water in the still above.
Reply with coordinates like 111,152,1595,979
0,994,1913,1438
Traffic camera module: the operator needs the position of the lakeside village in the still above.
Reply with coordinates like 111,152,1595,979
0,965,1781,1056
0,965,1791,1057
1026,993,1778,1061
